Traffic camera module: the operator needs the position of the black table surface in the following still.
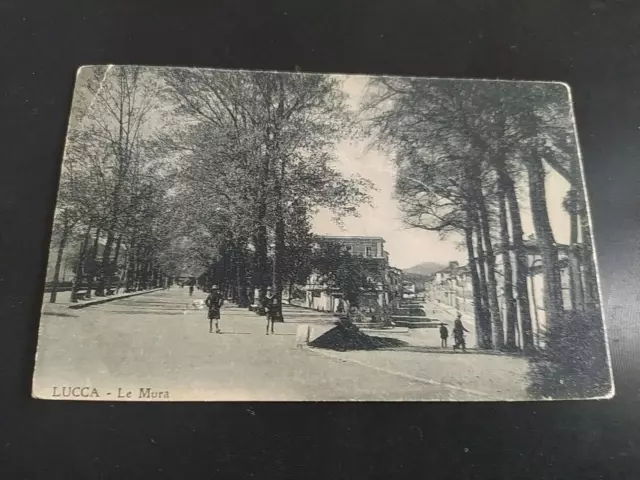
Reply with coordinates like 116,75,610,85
1,1,639,478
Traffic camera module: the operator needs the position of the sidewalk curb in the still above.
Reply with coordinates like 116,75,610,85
68,288,164,309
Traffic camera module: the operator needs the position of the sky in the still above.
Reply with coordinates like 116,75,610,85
311,75,574,270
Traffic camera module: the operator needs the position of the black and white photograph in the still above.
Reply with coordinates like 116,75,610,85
32,66,613,402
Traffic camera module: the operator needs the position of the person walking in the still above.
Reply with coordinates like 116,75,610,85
452,313,469,352
266,294,280,335
189,284,194,297
439,323,449,348
206,286,224,334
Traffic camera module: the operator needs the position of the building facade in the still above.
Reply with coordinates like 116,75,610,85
426,242,573,348
301,235,402,319
316,235,387,260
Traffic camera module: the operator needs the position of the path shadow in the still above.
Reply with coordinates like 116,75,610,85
41,311,79,318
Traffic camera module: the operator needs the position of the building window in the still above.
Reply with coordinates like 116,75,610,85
366,246,372,257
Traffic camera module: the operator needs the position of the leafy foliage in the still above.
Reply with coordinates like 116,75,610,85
311,241,382,308
527,310,612,399
362,77,608,392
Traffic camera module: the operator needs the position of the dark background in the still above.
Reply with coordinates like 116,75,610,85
1,0,640,478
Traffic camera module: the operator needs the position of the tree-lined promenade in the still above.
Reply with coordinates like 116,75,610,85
35,288,530,401
48,67,373,321
361,79,609,398
45,69,611,399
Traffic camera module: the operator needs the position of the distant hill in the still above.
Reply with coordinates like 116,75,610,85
403,262,446,276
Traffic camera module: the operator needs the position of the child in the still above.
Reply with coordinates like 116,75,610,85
439,323,449,348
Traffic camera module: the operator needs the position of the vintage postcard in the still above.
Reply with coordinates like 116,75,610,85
32,66,614,401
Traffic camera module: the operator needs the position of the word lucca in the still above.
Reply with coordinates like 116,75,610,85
51,386,170,399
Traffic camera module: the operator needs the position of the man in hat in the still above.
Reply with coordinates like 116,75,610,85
265,291,280,335
205,285,224,334
452,313,469,352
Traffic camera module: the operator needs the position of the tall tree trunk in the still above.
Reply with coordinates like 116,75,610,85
545,151,598,312
566,152,584,312
578,198,599,311
85,227,102,299
272,216,285,321
379,264,391,327
126,235,137,292
271,152,286,322
504,176,535,354
236,243,250,308
228,245,238,302
105,235,123,295
228,248,235,299
469,202,493,348
140,261,147,290
96,230,115,296
530,274,542,347
498,186,518,350
527,153,564,337
118,258,128,295
255,153,270,315
141,260,151,290
151,264,158,289
476,182,505,350
71,224,92,303
49,215,71,303
220,243,230,296
464,224,491,349
133,256,140,291
569,189,585,312
137,255,145,291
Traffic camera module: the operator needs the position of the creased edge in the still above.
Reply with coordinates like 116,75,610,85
66,65,114,131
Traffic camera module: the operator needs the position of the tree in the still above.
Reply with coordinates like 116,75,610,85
48,210,72,303
494,83,572,337
161,69,373,319
48,66,168,302
361,78,503,348
311,241,379,312
78,67,161,296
